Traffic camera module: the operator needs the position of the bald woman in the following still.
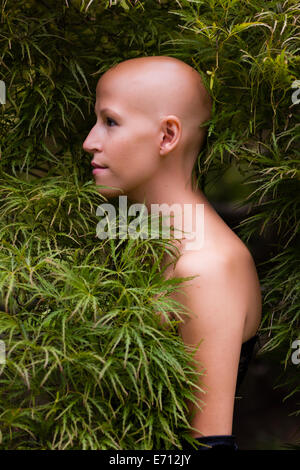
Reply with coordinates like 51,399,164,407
83,56,262,450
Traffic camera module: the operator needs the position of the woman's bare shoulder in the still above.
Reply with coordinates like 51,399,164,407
173,240,261,340
174,238,253,278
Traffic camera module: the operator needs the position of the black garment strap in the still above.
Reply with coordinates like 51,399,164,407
236,334,259,393
181,434,238,451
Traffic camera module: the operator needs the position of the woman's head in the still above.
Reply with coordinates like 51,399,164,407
83,56,212,201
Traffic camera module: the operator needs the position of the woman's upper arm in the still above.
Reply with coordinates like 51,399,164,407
171,252,247,436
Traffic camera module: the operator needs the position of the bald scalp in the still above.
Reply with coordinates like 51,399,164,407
100,55,212,159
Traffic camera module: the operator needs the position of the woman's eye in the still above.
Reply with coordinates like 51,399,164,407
106,117,116,127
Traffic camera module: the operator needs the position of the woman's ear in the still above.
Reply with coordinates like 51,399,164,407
159,115,181,155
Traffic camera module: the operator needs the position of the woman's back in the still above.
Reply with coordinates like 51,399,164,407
158,196,262,443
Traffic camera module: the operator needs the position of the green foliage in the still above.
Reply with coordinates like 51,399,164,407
0,172,205,450
0,0,299,449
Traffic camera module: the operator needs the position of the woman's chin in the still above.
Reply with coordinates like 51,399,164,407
95,185,125,199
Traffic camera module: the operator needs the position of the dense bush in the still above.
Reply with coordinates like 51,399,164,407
0,0,299,449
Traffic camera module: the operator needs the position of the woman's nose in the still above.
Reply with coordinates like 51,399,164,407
82,126,102,154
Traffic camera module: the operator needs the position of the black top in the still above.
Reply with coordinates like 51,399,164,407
235,334,259,393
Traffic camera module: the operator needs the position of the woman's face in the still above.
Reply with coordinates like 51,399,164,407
82,70,162,199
